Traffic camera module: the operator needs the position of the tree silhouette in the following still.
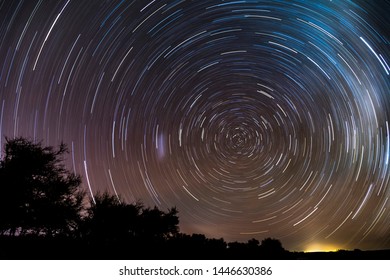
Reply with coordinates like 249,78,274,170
82,192,143,243
81,192,180,258
0,137,84,237
140,206,179,240
260,237,286,257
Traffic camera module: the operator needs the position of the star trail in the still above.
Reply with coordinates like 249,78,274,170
0,0,389,252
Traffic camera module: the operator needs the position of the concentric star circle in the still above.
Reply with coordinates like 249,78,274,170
0,0,389,251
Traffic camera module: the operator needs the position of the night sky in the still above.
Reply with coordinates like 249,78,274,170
0,0,389,252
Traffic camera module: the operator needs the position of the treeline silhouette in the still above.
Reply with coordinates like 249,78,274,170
0,137,388,260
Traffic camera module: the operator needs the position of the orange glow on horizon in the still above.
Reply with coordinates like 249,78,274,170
304,243,342,252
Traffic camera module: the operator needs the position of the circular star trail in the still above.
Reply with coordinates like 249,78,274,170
0,0,389,251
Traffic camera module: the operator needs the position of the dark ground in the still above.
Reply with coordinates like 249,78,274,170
1,236,389,260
